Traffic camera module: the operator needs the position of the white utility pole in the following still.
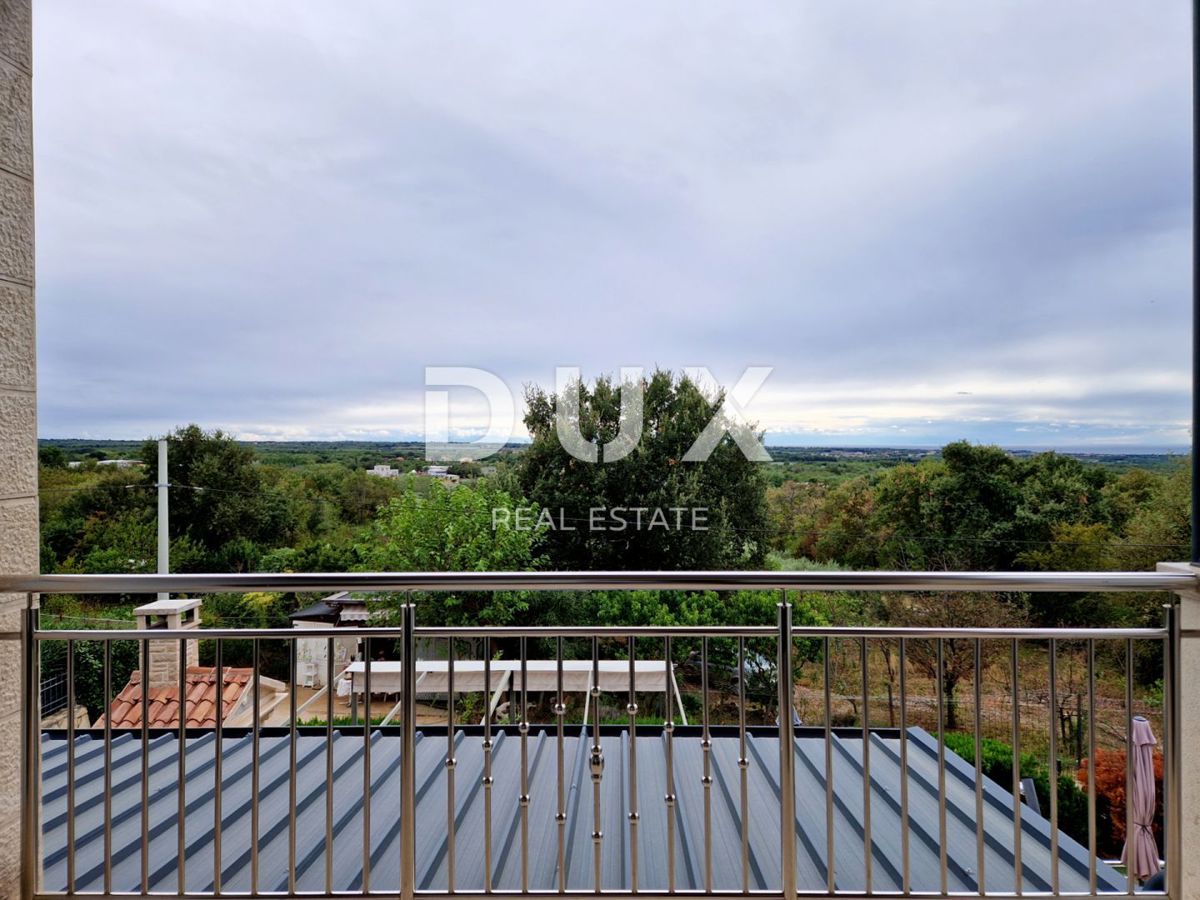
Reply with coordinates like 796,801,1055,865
157,438,169,601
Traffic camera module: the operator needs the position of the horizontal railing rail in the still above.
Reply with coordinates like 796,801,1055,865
1,568,1194,594
15,570,1190,900
31,624,1170,641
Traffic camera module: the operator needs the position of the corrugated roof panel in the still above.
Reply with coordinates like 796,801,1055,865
40,727,1123,894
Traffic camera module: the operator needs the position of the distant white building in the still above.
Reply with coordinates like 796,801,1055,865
423,465,460,484
366,464,400,478
67,459,143,470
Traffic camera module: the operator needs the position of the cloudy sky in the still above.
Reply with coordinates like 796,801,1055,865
33,2,1192,449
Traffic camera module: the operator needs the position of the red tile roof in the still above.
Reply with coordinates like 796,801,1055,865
98,667,254,729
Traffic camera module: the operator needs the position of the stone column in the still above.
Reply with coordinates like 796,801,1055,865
0,2,33,899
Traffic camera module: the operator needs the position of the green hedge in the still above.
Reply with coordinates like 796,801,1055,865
942,732,1093,846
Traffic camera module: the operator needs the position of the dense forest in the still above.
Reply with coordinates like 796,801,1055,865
39,419,1189,633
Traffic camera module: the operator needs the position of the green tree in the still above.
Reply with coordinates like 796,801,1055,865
1013,452,1111,550
1107,459,1191,634
197,592,293,676
137,425,293,570
448,461,483,479
354,481,547,626
38,445,68,469
1101,467,1161,533
518,370,769,571
872,442,1022,570
1018,522,1123,626
40,467,151,567
809,476,878,567
259,540,358,574
337,469,405,524
766,480,827,556
41,640,140,724
1112,459,1190,572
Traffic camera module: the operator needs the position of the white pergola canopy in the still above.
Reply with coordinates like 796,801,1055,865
341,659,687,725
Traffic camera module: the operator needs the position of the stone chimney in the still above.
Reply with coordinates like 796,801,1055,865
133,597,202,688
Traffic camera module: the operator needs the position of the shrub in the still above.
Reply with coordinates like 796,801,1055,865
943,732,1090,847
40,639,140,724
1078,749,1163,859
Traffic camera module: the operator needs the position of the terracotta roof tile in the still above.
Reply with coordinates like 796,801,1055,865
96,667,255,729
189,700,213,726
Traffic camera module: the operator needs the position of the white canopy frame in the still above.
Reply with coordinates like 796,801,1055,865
343,658,687,726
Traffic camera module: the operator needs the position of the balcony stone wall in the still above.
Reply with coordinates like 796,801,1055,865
0,1,32,898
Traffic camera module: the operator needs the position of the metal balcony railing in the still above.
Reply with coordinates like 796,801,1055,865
1,569,1191,900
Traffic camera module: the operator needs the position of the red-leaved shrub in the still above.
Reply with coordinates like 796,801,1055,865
1077,749,1164,858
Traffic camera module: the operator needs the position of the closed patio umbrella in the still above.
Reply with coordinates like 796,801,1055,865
1121,715,1160,881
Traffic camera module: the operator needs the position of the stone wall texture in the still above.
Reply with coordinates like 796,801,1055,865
0,2,32,898
143,640,200,689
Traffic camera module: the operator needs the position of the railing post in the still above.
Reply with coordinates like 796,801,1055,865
400,602,417,900
777,601,796,899
21,596,39,900
1158,562,1196,898
1164,600,1180,899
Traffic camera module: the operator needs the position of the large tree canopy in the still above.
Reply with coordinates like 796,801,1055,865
517,370,770,571
137,425,293,571
766,442,1191,626
794,443,1128,573
354,480,546,626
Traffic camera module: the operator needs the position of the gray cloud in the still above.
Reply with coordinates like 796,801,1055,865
33,1,1192,448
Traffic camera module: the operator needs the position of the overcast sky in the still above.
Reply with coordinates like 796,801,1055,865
33,2,1192,449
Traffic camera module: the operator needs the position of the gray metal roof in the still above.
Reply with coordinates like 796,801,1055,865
287,599,340,622
290,591,361,622
40,726,1121,894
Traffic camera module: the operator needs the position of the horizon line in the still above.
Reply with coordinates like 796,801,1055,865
36,436,1192,455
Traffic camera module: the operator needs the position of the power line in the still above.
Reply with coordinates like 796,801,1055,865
38,480,256,497
37,482,154,495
